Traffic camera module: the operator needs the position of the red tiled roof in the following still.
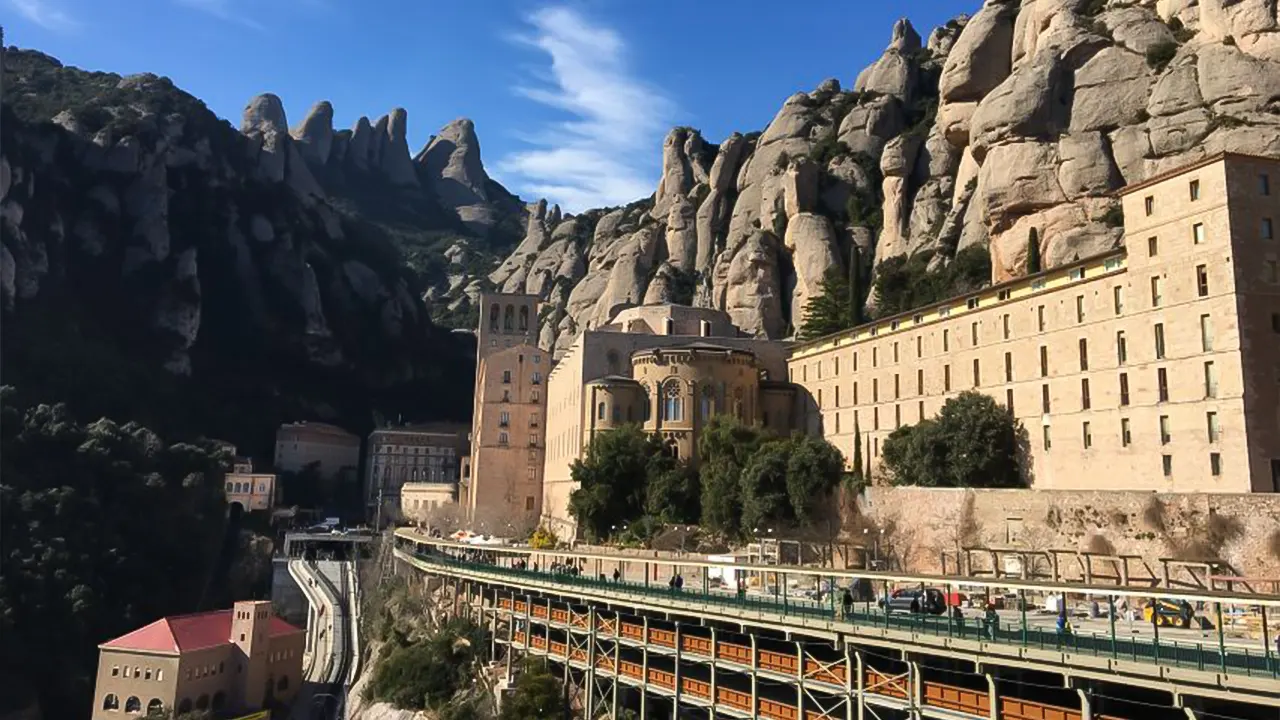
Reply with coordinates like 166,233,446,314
101,610,303,654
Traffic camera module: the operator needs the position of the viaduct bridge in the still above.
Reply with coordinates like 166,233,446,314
392,529,1280,720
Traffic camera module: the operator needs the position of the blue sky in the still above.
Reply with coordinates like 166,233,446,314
6,0,971,211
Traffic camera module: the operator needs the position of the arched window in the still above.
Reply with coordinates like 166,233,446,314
489,304,499,332
662,381,683,423
700,385,715,421
125,697,141,713
597,402,606,421
102,694,120,711
503,305,514,331
196,694,210,711
211,692,226,711
518,305,529,331
177,699,192,714
642,386,652,422
146,699,164,716
277,675,290,692
225,482,233,493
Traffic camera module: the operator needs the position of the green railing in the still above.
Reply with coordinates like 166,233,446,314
407,550,1279,679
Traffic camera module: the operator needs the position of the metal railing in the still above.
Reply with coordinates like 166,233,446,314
405,549,1280,680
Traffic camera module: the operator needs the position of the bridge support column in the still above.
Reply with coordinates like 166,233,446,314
909,660,923,719
709,627,718,719
505,592,514,682
612,623,621,720
674,623,682,714
586,607,597,719
795,640,805,720
853,648,864,720
1076,686,1092,720
641,617,650,720
985,672,997,720
750,634,759,718
524,593,532,655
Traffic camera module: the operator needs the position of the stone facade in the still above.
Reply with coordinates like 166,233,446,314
790,153,1280,494
272,422,360,480
466,293,547,530
860,486,1280,582
224,460,277,513
541,304,797,538
366,425,466,524
400,482,459,523
92,601,303,720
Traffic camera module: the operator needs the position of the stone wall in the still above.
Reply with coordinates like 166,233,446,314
859,487,1280,582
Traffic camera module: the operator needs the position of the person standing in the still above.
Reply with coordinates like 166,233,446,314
841,588,854,620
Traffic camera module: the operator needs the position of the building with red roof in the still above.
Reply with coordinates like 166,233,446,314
91,600,304,719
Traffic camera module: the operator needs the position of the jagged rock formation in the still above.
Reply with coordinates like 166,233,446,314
0,49,475,452
487,0,1278,354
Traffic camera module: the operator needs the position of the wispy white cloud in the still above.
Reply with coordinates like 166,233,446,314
8,0,79,32
174,0,265,31
496,6,675,212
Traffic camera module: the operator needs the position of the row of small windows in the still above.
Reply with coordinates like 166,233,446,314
495,432,539,447
1040,411,1222,450
489,304,531,333
501,370,542,384
225,481,268,494
1144,173,1271,217
111,666,162,681
499,389,540,403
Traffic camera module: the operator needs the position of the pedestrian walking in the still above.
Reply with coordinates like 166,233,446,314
841,588,854,620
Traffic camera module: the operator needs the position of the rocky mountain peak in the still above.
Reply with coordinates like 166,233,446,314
241,93,288,135
291,100,335,165
888,17,923,53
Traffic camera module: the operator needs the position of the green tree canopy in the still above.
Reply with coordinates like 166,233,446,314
363,617,488,711
499,660,568,720
568,425,693,540
697,416,764,535
872,246,992,319
740,434,845,532
0,387,232,717
881,391,1023,488
798,268,854,340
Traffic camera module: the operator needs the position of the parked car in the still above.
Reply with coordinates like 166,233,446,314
882,588,946,615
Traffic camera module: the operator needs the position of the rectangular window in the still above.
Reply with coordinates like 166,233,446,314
943,329,950,352
916,336,923,358
1042,384,1051,414
893,342,899,363
918,400,925,421
112,666,120,677
1119,372,1130,406
1079,338,1089,371
1204,361,1217,398
499,432,509,445
499,411,510,427
1070,268,1085,281
1193,222,1206,245
1263,173,1272,196
835,385,841,407
853,382,858,405
1121,418,1131,447
1262,218,1274,240
1196,264,1209,297
944,365,951,392
873,407,879,431
998,289,1011,301
1158,368,1169,402
1037,305,1046,332
895,405,901,429
1043,425,1052,451
1189,179,1200,201
1117,331,1127,365
1160,415,1171,445
853,353,858,372
1207,411,1220,443
1151,276,1162,307
913,313,924,324
1210,452,1222,476
1003,314,1010,339
1006,389,1014,415
835,357,841,375
1144,196,1154,215
917,369,924,395
502,370,511,384
873,378,879,402
872,347,878,367
1162,454,1173,477
1154,323,1166,359
1081,378,1091,410
973,358,981,388
968,297,980,310
817,362,822,380
1148,236,1158,257
1200,314,1213,351
1083,421,1092,449
1039,346,1049,377
970,322,979,345
1113,286,1124,315
1005,352,1013,382
894,374,900,399
1076,295,1085,323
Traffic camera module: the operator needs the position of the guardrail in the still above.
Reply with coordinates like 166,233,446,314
345,560,361,687
405,549,1280,680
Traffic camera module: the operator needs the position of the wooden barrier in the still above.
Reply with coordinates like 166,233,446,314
717,641,752,665
759,697,799,720
865,669,909,700
551,608,569,624
717,687,753,712
648,627,676,648
760,649,799,674
804,658,847,685
682,677,712,700
569,647,587,662
1001,698,1081,720
648,668,676,690
620,622,644,640
682,635,713,656
619,661,643,680
925,681,991,716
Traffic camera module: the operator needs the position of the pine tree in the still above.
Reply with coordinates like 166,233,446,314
798,268,853,340
1026,227,1041,274
849,421,864,491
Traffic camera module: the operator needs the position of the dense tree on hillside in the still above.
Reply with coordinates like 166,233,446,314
499,660,568,720
698,416,764,535
784,434,847,525
881,391,1023,488
568,426,681,540
0,387,232,718
740,435,846,531
798,269,855,340
363,617,488,711
872,246,992,318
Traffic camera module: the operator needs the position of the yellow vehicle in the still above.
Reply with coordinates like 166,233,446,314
1143,599,1195,628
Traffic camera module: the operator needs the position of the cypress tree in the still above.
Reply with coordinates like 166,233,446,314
849,421,864,490
1026,227,1041,275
